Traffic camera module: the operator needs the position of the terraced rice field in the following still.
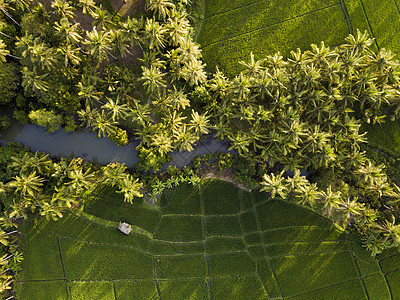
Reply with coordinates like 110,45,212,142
17,180,396,299
197,0,399,76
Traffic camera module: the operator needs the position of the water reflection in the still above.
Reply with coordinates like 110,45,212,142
0,125,140,167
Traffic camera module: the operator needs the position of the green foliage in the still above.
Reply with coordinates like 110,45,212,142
28,109,63,133
0,62,18,104
19,179,395,298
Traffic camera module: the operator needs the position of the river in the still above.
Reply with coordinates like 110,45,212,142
0,124,233,168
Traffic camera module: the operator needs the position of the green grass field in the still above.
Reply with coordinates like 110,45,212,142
16,180,394,299
197,0,399,77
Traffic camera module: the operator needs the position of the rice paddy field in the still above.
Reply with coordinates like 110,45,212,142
197,0,399,76
17,180,397,299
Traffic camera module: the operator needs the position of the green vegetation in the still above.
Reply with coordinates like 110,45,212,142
1,0,400,298
16,180,396,299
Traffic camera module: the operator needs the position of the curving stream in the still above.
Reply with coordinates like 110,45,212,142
0,124,234,168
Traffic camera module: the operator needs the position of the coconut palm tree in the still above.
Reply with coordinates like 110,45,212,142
181,58,207,86
146,0,174,20
51,0,76,19
21,67,49,93
190,110,210,135
57,43,82,67
102,97,130,122
93,111,117,138
116,174,143,204
143,18,166,51
77,78,104,106
174,124,198,151
260,171,288,199
10,152,52,175
84,27,112,63
0,0,20,26
165,9,189,47
79,0,96,15
54,17,82,45
140,65,166,94
109,29,132,58
7,171,44,197
78,106,99,128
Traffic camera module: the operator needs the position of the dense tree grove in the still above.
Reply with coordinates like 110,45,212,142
1,0,400,296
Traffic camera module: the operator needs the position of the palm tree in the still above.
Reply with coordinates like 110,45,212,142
165,9,189,47
54,17,82,45
102,97,130,122
260,171,288,199
84,27,112,63
93,111,117,138
151,129,174,156
116,174,143,204
146,0,174,20
79,0,96,15
78,106,99,128
143,18,167,51
174,124,198,151
57,43,82,67
7,171,44,197
0,0,20,26
109,29,132,58
65,167,95,192
140,65,166,94
77,78,104,106
50,0,76,19
190,110,210,135
181,58,207,86
101,162,127,186
10,152,52,175
21,67,49,93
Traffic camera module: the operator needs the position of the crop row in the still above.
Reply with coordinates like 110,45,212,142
202,6,348,76
199,0,339,47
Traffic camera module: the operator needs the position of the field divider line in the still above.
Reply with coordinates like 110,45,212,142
347,235,370,299
56,234,152,255
201,3,341,49
57,236,67,282
284,277,362,299
204,0,267,20
269,249,350,259
377,259,393,299
340,0,353,34
377,251,400,262
358,0,379,50
393,0,400,17
199,184,214,300
16,278,66,283
74,211,153,239
252,203,283,298
112,281,118,300
152,255,162,300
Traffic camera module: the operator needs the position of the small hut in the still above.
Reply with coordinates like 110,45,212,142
118,222,132,234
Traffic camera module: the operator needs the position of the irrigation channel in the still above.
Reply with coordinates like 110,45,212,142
0,124,234,168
